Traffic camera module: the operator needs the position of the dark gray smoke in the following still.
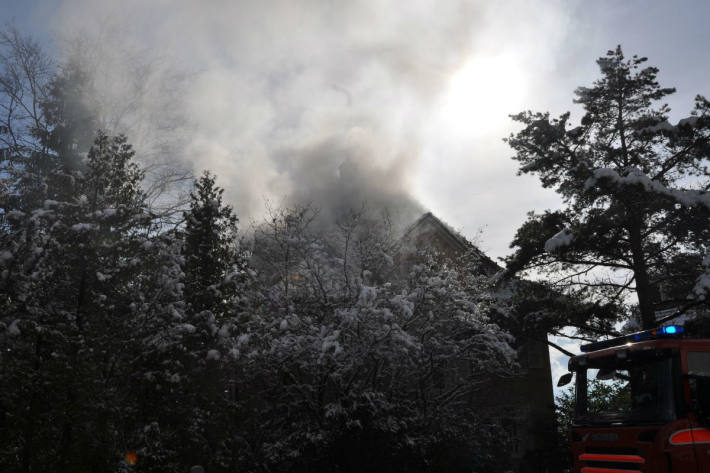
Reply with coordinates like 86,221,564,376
276,134,424,229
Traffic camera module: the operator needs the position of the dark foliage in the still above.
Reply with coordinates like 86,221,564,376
505,46,710,331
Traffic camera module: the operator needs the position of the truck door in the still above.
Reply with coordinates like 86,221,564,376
686,350,710,472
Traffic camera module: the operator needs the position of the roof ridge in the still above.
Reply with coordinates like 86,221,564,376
400,212,501,272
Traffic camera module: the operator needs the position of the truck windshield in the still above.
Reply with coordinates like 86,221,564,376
574,352,676,426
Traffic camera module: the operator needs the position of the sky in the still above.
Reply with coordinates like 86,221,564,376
4,0,710,392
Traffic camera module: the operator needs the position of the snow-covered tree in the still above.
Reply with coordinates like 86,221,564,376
181,171,240,315
506,46,710,330
0,132,164,472
240,207,517,473
0,33,525,468
40,59,101,170
0,26,57,215
2,179,520,473
156,171,248,470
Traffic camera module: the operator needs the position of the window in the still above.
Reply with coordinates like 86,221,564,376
687,351,710,421
575,353,676,426
687,352,710,377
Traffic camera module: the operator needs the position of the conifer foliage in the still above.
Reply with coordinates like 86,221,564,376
506,46,710,330
0,132,159,472
182,171,240,315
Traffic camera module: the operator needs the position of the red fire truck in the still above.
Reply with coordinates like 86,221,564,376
558,324,710,473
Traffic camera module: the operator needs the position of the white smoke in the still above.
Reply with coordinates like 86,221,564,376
47,0,578,231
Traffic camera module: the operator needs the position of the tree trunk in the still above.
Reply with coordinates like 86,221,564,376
618,92,655,328
628,222,655,329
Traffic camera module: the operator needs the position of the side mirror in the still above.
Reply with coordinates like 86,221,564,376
557,372,573,387
596,368,616,380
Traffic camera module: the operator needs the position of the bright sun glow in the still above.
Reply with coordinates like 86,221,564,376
439,54,526,139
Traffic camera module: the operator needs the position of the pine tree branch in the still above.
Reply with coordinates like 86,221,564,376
551,264,600,284
652,137,709,181
557,257,633,269
551,330,595,343
547,340,575,358
554,280,634,290
566,323,621,338
655,300,704,325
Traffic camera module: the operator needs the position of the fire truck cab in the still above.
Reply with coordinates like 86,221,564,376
560,325,710,473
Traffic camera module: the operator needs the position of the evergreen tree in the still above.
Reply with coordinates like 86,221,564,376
40,59,100,170
170,171,246,471
505,46,710,330
0,26,102,214
0,26,56,214
181,171,240,316
0,132,158,472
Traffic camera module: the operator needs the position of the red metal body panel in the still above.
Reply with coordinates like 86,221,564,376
581,468,641,473
681,345,710,473
579,454,645,463
571,421,697,473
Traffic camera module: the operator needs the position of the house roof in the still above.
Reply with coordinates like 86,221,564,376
399,212,501,275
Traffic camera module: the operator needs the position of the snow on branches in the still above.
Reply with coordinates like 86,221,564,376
544,228,574,253
585,167,710,210
506,46,710,330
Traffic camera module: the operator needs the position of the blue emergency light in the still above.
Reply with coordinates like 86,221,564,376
580,325,684,353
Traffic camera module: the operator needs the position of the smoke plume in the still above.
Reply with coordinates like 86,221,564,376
43,1,477,227
45,0,578,235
